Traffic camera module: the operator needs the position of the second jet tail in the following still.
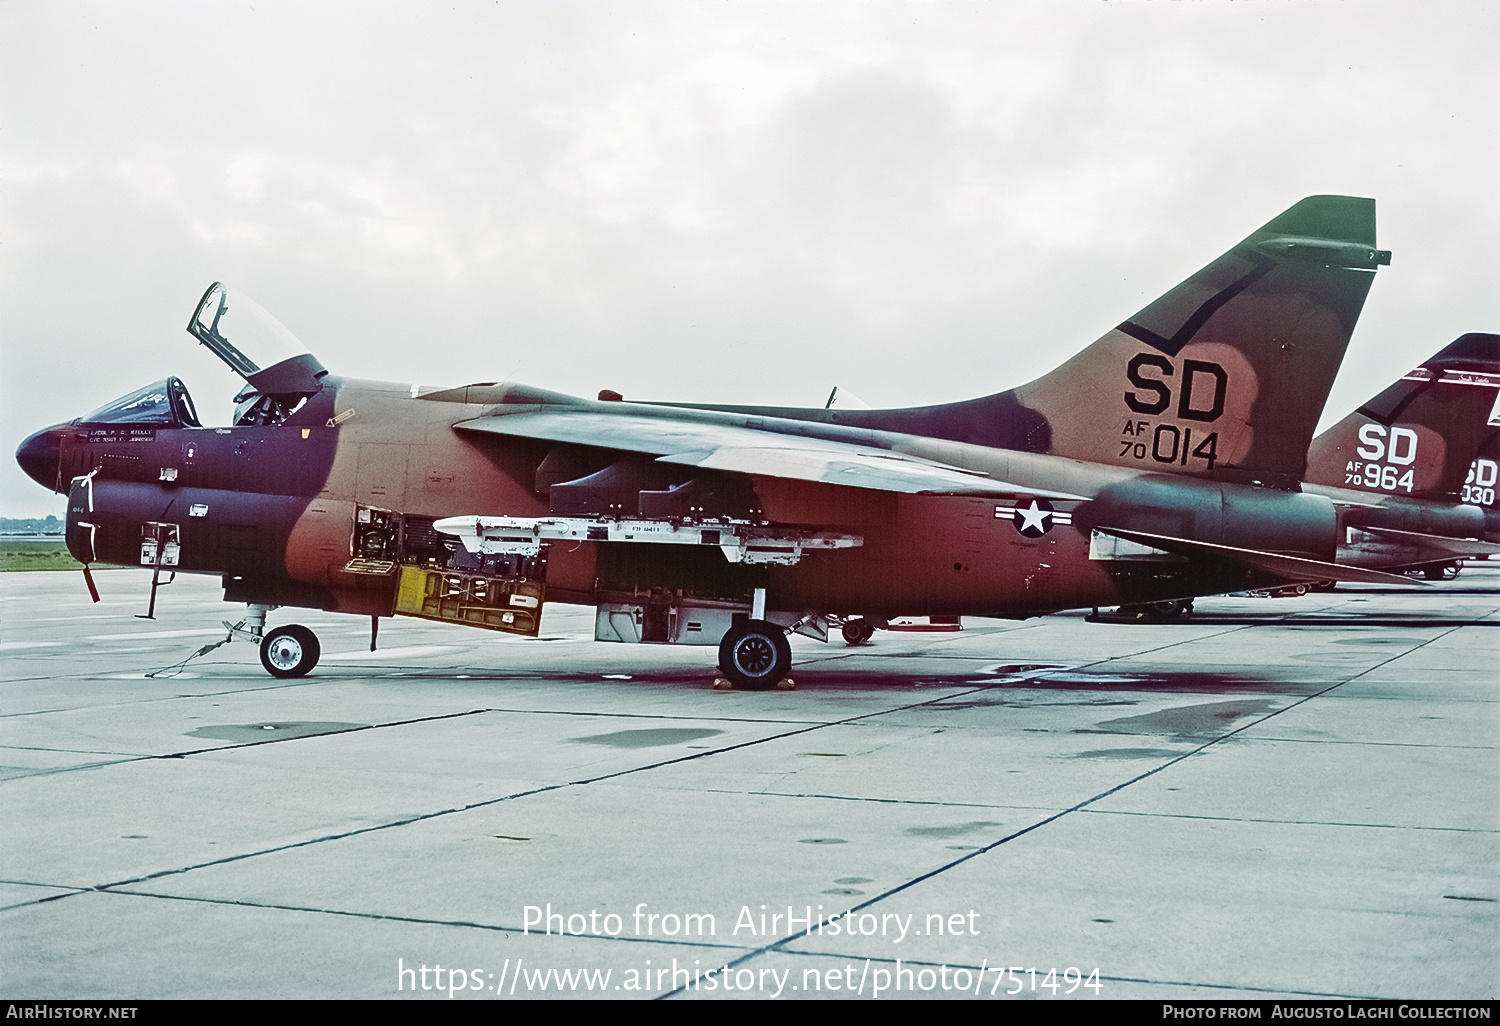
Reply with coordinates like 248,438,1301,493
1305,333,1500,502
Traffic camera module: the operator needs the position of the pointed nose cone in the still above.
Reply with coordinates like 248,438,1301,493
16,426,64,494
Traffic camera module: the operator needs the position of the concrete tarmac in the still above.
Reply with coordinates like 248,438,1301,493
1,567,1496,1000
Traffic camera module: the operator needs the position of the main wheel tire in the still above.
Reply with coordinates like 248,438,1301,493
260,624,321,679
841,618,876,646
719,621,792,690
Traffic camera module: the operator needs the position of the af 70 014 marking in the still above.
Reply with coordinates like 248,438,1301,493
1119,421,1220,470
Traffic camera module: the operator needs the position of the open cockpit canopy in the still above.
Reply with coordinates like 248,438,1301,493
188,282,327,425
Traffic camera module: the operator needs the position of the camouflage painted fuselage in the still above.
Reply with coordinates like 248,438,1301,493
16,194,1410,630
23,371,1347,624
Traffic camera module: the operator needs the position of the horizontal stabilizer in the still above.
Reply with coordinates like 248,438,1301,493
454,410,1086,499
1353,526,1500,559
1096,527,1425,587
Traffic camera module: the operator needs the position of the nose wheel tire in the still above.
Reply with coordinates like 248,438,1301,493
259,624,321,679
718,621,792,690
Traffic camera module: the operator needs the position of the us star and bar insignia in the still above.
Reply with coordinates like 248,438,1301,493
995,498,1072,538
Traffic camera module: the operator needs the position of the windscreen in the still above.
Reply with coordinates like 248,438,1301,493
80,378,200,427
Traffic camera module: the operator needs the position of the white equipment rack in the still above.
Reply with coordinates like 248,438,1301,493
433,515,862,566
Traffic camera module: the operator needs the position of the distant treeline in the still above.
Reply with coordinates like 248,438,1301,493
1,516,64,534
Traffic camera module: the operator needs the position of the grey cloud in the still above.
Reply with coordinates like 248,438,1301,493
3,1,1496,516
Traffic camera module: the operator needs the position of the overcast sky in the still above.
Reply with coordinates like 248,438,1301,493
3,0,1496,518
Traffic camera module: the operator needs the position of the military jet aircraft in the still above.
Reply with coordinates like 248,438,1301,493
17,195,1417,688
1301,332,1500,578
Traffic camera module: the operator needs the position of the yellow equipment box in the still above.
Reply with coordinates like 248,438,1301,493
394,566,544,636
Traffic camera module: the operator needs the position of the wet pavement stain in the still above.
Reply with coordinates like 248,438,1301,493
569,727,725,749
185,722,366,742
936,696,1142,711
1077,699,1279,741
979,664,1068,677
906,821,1003,838
990,670,1312,696
1070,747,1185,760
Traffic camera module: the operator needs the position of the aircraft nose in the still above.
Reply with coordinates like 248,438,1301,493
16,425,65,494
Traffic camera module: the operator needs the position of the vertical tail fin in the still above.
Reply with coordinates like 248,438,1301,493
1305,333,1500,501
1012,195,1390,488
642,196,1390,489
1470,426,1500,543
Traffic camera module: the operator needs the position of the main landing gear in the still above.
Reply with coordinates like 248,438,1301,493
841,618,877,645
718,620,793,690
1135,598,1194,620
1093,598,1195,622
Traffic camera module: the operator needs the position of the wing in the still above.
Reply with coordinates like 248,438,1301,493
452,409,1086,499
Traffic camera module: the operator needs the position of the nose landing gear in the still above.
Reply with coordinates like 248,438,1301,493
230,605,320,679
259,624,321,679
